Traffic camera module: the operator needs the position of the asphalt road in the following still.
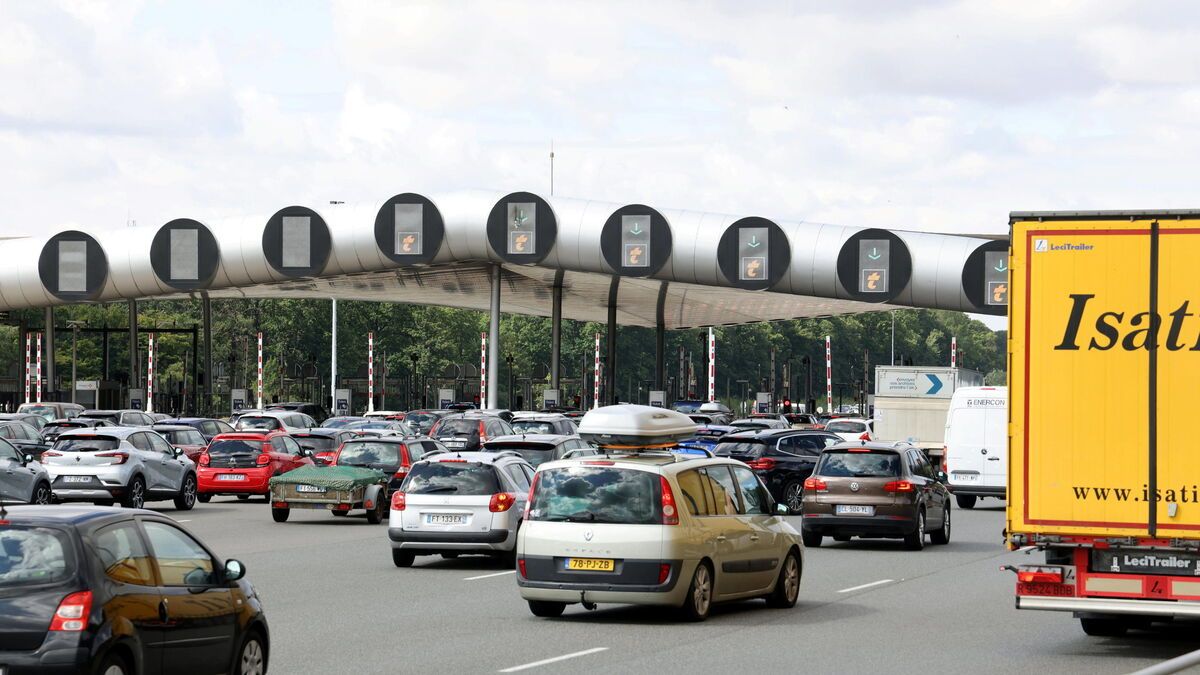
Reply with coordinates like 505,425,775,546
154,497,1197,674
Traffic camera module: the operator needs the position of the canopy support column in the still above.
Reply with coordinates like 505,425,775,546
202,292,212,416
655,282,668,390
487,265,501,409
550,270,563,391
127,300,138,403
605,277,619,406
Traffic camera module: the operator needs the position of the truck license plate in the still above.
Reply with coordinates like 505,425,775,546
952,472,979,482
835,505,875,516
296,485,325,493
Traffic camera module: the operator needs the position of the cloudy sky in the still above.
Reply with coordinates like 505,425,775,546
2,0,1199,239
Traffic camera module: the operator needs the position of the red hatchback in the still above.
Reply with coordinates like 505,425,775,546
197,431,314,502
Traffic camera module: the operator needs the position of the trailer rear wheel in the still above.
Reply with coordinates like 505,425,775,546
271,506,290,523
1080,617,1128,637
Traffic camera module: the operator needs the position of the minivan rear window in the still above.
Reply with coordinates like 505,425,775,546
53,436,120,452
207,440,263,456
816,450,900,478
294,436,337,452
0,527,74,588
404,462,499,495
529,467,659,525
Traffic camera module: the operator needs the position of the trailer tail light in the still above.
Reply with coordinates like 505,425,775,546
390,491,407,511
489,492,516,513
49,591,91,632
746,458,777,471
803,477,827,492
95,452,128,465
884,481,914,493
660,476,679,525
1017,566,1064,584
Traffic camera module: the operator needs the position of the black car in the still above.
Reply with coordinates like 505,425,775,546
714,429,843,512
401,410,448,435
39,418,116,446
333,436,445,493
289,428,360,465
0,421,52,461
481,434,597,467
0,414,49,432
156,417,235,443
429,414,515,452
0,505,268,674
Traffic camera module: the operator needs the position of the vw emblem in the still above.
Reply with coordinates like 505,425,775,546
850,481,860,492
584,529,593,541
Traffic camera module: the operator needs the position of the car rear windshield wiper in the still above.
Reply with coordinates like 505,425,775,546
420,485,459,493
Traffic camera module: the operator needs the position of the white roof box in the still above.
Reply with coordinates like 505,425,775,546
577,404,698,448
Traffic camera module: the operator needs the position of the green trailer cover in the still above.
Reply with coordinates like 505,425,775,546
268,465,386,491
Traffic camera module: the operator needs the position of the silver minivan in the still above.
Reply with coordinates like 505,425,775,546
517,452,804,620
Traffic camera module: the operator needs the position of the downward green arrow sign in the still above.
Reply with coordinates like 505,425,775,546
868,248,881,260
629,224,644,235
994,261,1007,272
748,236,761,248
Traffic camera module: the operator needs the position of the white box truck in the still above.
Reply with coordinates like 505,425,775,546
872,366,983,460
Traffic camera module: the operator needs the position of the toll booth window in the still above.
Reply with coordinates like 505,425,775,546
621,215,650,267
58,240,87,292
394,203,423,256
506,202,536,255
738,227,768,281
281,216,311,267
169,228,199,281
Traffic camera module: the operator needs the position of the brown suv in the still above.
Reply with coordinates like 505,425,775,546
800,441,951,551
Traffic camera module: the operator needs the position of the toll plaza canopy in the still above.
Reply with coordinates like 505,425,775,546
0,190,1009,325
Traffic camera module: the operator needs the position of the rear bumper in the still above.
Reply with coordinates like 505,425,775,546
1017,595,1200,618
802,513,917,536
198,470,271,494
0,633,90,674
949,485,1006,498
518,557,690,606
388,528,513,552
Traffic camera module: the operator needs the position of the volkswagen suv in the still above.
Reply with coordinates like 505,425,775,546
41,428,198,510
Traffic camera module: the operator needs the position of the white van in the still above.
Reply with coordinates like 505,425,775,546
942,386,1006,509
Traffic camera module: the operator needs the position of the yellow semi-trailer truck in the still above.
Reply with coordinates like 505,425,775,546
1008,211,1200,637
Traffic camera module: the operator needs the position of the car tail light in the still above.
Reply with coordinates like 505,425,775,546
524,472,540,519
440,458,467,463
583,460,614,466
803,477,827,492
884,480,914,493
489,492,516,513
658,563,671,584
198,453,210,467
478,421,487,441
858,432,871,441
660,476,679,525
517,558,527,578
41,451,61,458
256,453,271,466
391,491,407,511
393,468,408,480
49,591,91,632
941,448,948,474
96,452,128,465
847,446,871,452
746,458,776,471
1016,566,1064,584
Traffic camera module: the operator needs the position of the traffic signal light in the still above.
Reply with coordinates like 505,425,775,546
782,398,792,414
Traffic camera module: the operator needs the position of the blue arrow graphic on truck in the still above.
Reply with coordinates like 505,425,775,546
926,374,943,395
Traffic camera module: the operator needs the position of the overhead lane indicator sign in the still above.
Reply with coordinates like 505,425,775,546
984,250,1009,306
739,227,768,281
622,215,650,268
859,239,890,293
508,202,536,255
394,203,423,256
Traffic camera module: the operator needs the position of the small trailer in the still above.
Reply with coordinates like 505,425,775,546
268,465,390,524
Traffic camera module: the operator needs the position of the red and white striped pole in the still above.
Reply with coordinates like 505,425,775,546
35,332,43,403
146,333,155,413
23,334,31,404
479,332,488,407
256,332,264,409
593,333,601,410
367,332,375,413
707,328,716,403
950,336,957,368
825,335,832,414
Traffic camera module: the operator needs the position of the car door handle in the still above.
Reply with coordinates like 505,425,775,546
158,598,169,622
749,535,760,542
987,457,1000,461
715,535,727,542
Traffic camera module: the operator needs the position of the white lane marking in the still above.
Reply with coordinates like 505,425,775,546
177,520,192,523
499,647,608,673
464,570,516,581
838,578,894,593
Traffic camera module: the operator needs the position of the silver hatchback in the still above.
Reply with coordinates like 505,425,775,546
42,427,198,510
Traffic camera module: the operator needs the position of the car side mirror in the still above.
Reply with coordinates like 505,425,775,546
224,559,246,581
775,503,789,516
22,454,32,465
936,470,947,482
173,447,184,458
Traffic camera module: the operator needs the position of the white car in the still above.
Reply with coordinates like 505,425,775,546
942,386,1007,509
516,405,804,621
234,411,316,432
42,427,198,509
824,418,873,442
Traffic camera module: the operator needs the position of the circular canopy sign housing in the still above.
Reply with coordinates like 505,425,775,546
262,206,332,278
835,228,913,303
38,231,108,301
600,204,672,277
717,217,790,290
486,192,556,264
961,239,1010,315
374,193,445,265
150,219,221,290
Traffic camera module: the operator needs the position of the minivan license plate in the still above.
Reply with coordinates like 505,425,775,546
835,505,875,516
426,514,466,525
567,558,614,572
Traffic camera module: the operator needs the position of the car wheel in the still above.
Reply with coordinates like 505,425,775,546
765,550,802,608
441,552,460,559
956,494,977,509
121,476,146,509
680,562,713,621
97,651,131,675
1080,617,1129,637
271,507,290,523
832,535,851,542
801,529,822,548
197,494,212,503
95,499,114,507
392,549,415,568
527,600,566,618
234,630,268,675
783,480,804,512
366,498,385,525
930,503,951,545
173,474,197,511
31,481,51,505
904,510,926,551
238,494,251,501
